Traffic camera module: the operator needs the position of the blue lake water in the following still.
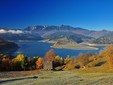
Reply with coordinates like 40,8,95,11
14,42,105,58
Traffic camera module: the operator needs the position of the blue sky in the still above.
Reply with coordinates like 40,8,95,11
0,0,113,30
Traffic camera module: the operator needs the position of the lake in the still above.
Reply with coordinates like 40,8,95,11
13,42,105,58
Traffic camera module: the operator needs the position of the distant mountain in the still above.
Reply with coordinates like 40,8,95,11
0,33,43,41
25,25,113,38
1,25,113,43
91,33,113,44
88,30,113,38
44,32,92,43
25,25,89,31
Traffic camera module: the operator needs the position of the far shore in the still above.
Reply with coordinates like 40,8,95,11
38,40,56,43
80,42,110,46
16,40,111,47
51,45,99,50
40,40,99,50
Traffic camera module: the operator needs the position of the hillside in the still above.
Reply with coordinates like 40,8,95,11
0,33,43,42
44,32,92,43
0,37,19,52
51,37,98,50
91,33,113,44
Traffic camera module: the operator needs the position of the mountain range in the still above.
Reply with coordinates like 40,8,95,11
25,25,113,38
0,25,113,44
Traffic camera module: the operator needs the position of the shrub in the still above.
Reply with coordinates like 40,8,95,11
64,56,71,65
76,53,90,68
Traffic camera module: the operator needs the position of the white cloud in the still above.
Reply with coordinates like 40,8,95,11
0,29,7,33
0,29,24,34
8,30,24,34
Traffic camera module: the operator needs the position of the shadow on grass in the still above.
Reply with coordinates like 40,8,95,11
0,76,38,84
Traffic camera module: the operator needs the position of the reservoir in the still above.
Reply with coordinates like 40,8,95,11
13,42,105,58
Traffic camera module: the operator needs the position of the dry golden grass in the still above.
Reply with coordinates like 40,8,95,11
1,70,113,85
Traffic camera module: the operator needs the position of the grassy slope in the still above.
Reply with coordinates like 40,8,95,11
1,71,113,85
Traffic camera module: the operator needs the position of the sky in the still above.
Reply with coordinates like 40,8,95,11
0,0,113,30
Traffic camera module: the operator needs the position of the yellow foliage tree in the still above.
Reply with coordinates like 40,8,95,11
54,56,63,67
12,54,26,70
15,54,25,61
55,56,63,64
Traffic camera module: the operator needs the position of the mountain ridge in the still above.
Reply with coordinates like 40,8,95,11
0,25,113,44
24,25,113,38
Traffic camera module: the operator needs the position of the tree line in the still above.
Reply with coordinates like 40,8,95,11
1,45,113,71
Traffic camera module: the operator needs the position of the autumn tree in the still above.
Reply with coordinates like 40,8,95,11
54,56,63,67
1,56,11,71
36,57,43,69
44,49,56,62
44,49,56,70
11,54,26,71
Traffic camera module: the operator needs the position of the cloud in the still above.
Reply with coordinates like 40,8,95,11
0,29,7,33
0,29,24,34
8,30,24,34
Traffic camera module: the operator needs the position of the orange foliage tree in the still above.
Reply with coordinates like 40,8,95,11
36,57,43,69
44,49,56,70
44,49,56,62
